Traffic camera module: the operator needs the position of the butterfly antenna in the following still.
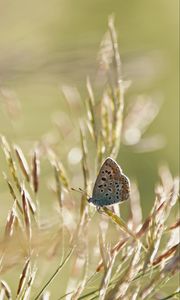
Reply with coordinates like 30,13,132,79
71,187,90,197
71,187,83,193
78,187,87,193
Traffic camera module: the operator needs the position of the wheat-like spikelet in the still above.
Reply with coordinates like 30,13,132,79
32,151,40,194
0,280,12,299
14,144,30,182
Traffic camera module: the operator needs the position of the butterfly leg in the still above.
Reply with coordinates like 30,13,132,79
96,206,103,214
96,206,108,216
109,205,115,213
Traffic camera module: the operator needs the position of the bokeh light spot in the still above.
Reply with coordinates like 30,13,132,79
68,147,82,165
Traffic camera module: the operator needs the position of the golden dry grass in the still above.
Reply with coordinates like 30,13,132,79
0,17,179,300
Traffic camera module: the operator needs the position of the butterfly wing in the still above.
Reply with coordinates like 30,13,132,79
90,157,130,207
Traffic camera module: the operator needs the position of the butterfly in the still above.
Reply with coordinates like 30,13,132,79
88,157,130,208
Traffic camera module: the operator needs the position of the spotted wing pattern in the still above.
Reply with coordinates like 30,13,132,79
89,157,130,207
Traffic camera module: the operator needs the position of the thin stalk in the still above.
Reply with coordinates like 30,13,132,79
33,248,74,300
160,290,180,300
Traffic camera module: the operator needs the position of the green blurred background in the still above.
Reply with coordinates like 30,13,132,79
0,0,179,216
0,0,179,296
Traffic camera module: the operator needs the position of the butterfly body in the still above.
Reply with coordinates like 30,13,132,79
88,157,130,207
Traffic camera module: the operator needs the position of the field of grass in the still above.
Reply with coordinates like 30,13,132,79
0,1,179,299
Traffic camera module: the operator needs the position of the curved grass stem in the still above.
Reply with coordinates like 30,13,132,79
33,248,74,300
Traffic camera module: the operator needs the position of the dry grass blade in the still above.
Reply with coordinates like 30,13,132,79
103,207,136,240
79,126,90,189
22,187,36,217
167,177,179,207
96,132,105,171
21,266,37,300
32,151,40,194
139,278,158,299
136,216,151,238
4,207,16,238
100,92,111,151
98,228,108,272
136,198,167,239
80,128,89,191
105,243,142,299
103,208,148,254
98,30,113,72
80,126,90,215
163,243,180,274
0,280,12,299
3,173,23,214
152,243,179,266
86,77,97,144
22,189,32,241
138,269,167,300
169,219,180,230
16,258,30,297
142,174,179,270
54,163,62,209
109,90,123,159
158,164,174,191
99,89,117,160
96,238,128,272
1,136,21,192
129,181,142,230
143,219,163,270
14,144,30,182
99,250,118,300
52,159,70,191
3,201,24,243
108,17,124,158
108,16,122,83
158,165,179,209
